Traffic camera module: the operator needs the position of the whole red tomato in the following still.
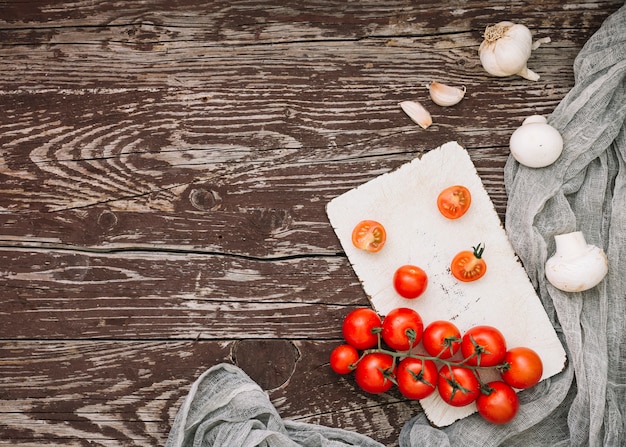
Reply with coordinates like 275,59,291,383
354,352,395,394
500,347,543,389
422,320,462,359
393,265,428,299
476,381,519,424
329,344,360,375
437,364,480,407
381,308,424,351
342,308,381,350
396,357,437,400
461,325,507,367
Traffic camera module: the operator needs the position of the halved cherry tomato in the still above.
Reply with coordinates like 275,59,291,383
329,344,360,375
500,347,543,389
476,381,519,424
437,185,471,219
351,220,386,253
451,243,487,282
393,265,428,299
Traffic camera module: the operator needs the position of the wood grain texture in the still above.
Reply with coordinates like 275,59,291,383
1,0,623,445
0,340,418,446
1,248,364,339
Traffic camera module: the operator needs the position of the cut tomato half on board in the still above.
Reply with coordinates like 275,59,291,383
351,220,386,252
437,185,471,219
451,243,487,282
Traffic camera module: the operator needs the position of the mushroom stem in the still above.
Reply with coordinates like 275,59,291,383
554,231,588,258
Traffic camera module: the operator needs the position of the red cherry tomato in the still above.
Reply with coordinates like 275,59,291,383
329,344,360,375
342,308,381,350
437,185,472,219
451,243,487,282
393,265,428,299
500,347,544,389
396,357,438,400
461,325,507,367
476,381,520,424
381,308,424,351
422,320,462,359
351,220,386,253
437,364,480,407
354,352,395,394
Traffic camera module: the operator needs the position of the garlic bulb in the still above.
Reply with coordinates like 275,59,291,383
545,231,608,292
399,100,432,129
478,21,550,81
427,81,466,107
509,115,563,168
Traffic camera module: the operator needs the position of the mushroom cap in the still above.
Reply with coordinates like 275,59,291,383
545,244,608,292
509,121,563,168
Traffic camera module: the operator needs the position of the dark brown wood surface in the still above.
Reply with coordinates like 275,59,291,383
1,1,622,445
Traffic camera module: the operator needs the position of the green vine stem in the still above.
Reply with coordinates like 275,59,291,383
351,332,500,389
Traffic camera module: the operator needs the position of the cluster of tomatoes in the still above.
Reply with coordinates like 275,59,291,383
330,307,544,424
352,185,487,300
340,185,544,423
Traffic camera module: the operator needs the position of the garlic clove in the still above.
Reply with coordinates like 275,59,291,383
532,37,551,51
427,81,466,107
545,231,608,293
516,66,540,82
509,115,563,168
399,100,433,129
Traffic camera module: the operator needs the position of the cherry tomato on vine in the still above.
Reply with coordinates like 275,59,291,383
437,185,472,219
451,243,487,282
351,220,387,253
461,325,507,367
354,352,395,394
393,265,428,299
342,308,381,350
476,381,519,424
396,357,438,400
437,364,480,407
329,344,360,375
381,307,424,351
500,347,543,389
422,320,462,359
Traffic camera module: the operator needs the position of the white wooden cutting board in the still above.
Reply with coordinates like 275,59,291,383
326,141,567,427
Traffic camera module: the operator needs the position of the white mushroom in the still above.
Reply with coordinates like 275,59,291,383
509,115,563,168
545,231,608,292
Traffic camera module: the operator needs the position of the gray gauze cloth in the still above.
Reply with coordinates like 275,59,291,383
402,3,626,447
165,363,385,447
166,5,625,446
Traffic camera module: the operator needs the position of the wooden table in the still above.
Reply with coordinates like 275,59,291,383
1,1,622,445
